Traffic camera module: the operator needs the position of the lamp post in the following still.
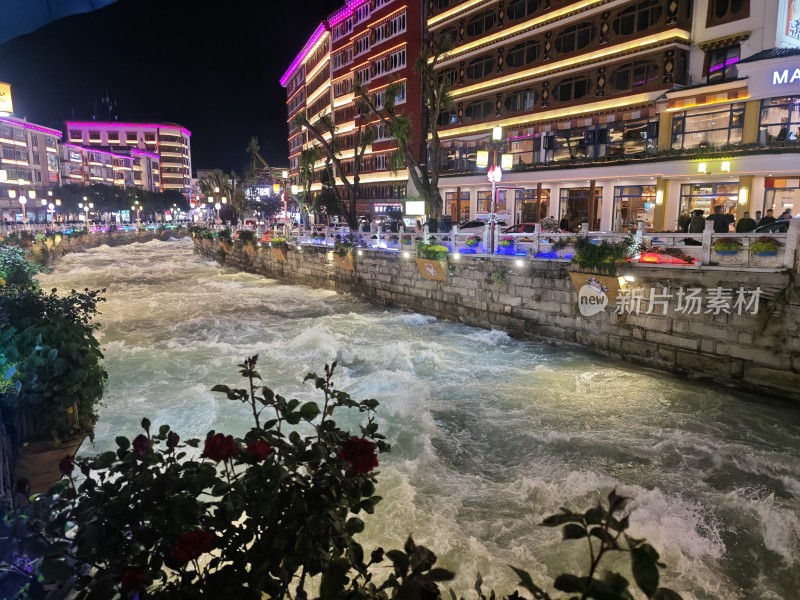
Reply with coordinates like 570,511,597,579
215,202,222,223
18,195,27,228
48,202,55,224
483,126,508,255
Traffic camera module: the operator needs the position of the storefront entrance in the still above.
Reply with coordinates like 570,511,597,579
612,185,655,232
446,191,470,223
559,187,602,232
764,177,800,217
679,183,738,222
516,189,551,222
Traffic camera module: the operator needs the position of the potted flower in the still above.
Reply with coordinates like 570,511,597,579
463,235,481,252
749,236,780,257
540,216,559,233
711,239,743,256
414,243,449,280
332,234,357,270
271,236,289,262
498,236,514,255
237,229,257,256
387,234,400,249
400,234,413,247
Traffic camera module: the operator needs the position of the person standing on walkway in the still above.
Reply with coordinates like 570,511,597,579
759,209,777,227
735,212,757,233
706,205,730,233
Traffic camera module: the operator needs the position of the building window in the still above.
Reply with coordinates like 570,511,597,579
464,100,494,121
609,60,660,91
440,27,459,45
354,2,370,24
374,11,406,45
437,110,457,127
707,0,749,26
354,33,370,57
506,0,540,20
466,55,495,80
466,9,496,37
764,177,800,217
554,22,597,54
758,97,800,145
505,40,539,68
612,0,662,36
706,45,740,82
333,48,353,70
333,18,353,41
558,187,603,231
613,185,656,232
434,0,452,8
680,183,738,218
671,103,744,150
355,66,371,85
504,88,537,112
438,68,458,87
552,76,592,102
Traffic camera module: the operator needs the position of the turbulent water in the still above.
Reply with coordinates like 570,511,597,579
38,238,800,599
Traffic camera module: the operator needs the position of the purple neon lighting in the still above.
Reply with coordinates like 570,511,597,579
0,117,62,138
130,148,161,161
708,56,740,73
329,0,369,26
64,143,134,162
280,22,328,87
66,121,192,137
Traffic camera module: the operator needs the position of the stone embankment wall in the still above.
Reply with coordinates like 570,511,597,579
195,238,800,401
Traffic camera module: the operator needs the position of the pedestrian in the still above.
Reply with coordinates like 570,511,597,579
755,210,762,225
415,219,422,233
779,209,792,220
559,215,570,232
760,209,777,226
706,205,730,233
686,209,704,245
14,478,30,509
735,211,757,232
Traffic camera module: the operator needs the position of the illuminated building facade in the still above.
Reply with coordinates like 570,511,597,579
431,0,800,231
281,0,424,220
59,144,160,192
65,121,191,195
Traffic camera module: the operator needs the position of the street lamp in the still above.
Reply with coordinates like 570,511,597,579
18,195,27,226
48,202,55,223
215,201,222,223
479,126,510,254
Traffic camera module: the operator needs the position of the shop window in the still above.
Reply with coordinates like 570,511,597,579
437,110,458,127
464,100,494,121
438,68,458,87
552,76,592,102
764,178,800,218
558,187,603,231
679,183,738,220
466,55,495,80
504,88,537,112
707,0,749,26
706,45,740,83
505,40,539,68
613,1,662,35
610,60,660,91
671,103,744,150
446,191,471,222
613,185,655,232
466,10,496,37
554,22,597,54
516,188,551,221
507,0,540,21
758,97,800,145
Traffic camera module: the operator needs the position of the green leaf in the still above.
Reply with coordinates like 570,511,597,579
210,384,232,394
115,436,130,450
299,401,321,421
652,588,683,600
553,574,587,594
39,557,73,582
631,546,660,597
346,517,365,534
386,550,409,575
509,566,548,598
429,568,455,581
319,557,351,600
4,365,16,380
158,424,171,437
562,523,587,540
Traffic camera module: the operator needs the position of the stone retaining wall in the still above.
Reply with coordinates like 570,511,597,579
196,238,800,401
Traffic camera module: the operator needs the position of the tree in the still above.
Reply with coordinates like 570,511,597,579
196,170,248,223
355,35,454,224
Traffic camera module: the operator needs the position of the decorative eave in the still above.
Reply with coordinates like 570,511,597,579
697,32,750,52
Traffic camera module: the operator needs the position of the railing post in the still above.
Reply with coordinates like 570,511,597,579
533,222,541,255
452,225,459,253
423,224,430,244
582,221,589,234
482,222,489,252
494,220,500,255
635,221,645,255
701,220,713,266
786,218,800,270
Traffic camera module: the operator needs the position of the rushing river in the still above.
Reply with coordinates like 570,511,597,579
38,238,800,599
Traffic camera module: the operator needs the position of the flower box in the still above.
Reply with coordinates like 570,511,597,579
332,251,355,271
272,247,288,262
415,258,447,281
15,434,85,494
713,249,739,256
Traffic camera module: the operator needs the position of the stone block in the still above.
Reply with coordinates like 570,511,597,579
657,347,676,364
742,366,800,395
700,339,715,353
715,342,791,368
675,351,730,378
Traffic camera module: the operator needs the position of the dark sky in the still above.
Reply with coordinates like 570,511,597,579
0,0,342,172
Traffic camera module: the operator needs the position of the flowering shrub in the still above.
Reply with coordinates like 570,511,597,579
464,235,481,247
498,236,514,247
271,235,289,249
416,243,450,260
540,216,559,233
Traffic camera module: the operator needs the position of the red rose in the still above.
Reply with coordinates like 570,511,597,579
246,440,273,462
132,434,150,456
59,455,75,476
338,437,378,474
120,567,145,589
202,433,238,462
167,431,180,449
171,528,214,564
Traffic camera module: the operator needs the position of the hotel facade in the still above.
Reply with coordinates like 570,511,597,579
281,0,425,220
429,0,800,232
65,121,192,195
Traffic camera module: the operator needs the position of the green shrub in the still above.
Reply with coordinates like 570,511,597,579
0,245,45,288
749,236,779,254
417,243,449,260
711,239,742,252
572,235,640,275
237,230,256,243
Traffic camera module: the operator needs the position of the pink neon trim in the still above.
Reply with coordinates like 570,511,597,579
329,0,369,26
0,117,62,138
66,121,192,137
280,23,327,87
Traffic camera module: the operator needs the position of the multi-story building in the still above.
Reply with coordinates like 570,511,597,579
430,0,800,232
65,121,192,196
59,144,160,192
281,0,424,220
0,116,62,223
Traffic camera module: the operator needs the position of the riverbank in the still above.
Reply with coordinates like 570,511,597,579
194,237,800,401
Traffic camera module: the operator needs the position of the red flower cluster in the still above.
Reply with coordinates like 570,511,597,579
132,434,150,457
338,437,378,474
246,440,273,462
58,455,75,476
202,433,238,462
120,567,145,589
171,528,214,564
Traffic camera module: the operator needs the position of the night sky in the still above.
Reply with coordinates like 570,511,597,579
0,0,342,172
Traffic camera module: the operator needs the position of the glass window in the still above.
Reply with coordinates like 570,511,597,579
507,0,540,21
466,10,495,37
613,185,656,232
440,27,458,45
671,103,744,150
613,1,662,35
706,45,740,82
610,60,660,91
554,22,597,54
764,178,800,217
505,40,539,68
516,188,551,222
558,187,603,231
466,55,495,80
552,76,592,102
446,191,470,221
679,183,738,220
758,97,800,145
504,88,537,112
464,100,494,121
707,0,749,26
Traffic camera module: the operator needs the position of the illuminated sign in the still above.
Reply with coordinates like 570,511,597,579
501,153,513,170
405,200,425,215
0,82,12,115
773,68,800,85
781,0,800,46
476,150,488,167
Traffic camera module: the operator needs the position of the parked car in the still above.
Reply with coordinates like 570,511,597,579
753,220,790,233
457,220,508,233
502,222,538,234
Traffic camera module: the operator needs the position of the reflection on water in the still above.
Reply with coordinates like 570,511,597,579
39,239,800,600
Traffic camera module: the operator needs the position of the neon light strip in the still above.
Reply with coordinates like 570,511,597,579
0,117,62,138
280,23,327,86
329,0,370,27
449,30,690,99
66,121,192,137
427,0,486,27
433,92,657,139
